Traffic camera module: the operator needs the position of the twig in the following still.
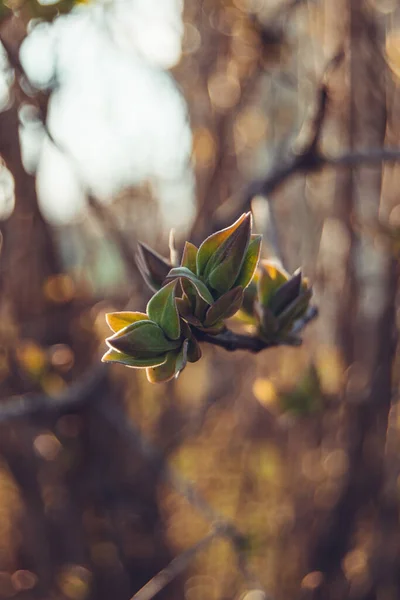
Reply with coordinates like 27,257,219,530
0,363,107,423
98,402,244,536
101,401,267,597
130,530,218,600
195,306,318,353
326,147,400,167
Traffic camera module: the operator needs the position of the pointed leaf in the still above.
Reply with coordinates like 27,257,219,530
234,235,262,289
136,242,172,291
204,286,244,327
176,297,203,327
257,261,290,308
106,320,180,357
196,213,249,276
205,213,251,277
165,267,214,305
276,288,312,333
180,278,197,306
146,351,179,384
206,216,252,295
102,348,167,368
106,311,148,333
181,242,198,274
147,280,180,340
269,272,302,316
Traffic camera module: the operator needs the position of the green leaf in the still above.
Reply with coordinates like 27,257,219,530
276,288,312,333
106,320,180,357
257,261,290,308
204,286,244,327
196,213,250,276
102,348,167,368
176,296,203,327
165,267,214,305
146,351,179,383
206,215,252,295
147,280,180,340
269,272,302,316
181,242,198,274
234,235,262,289
106,311,148,333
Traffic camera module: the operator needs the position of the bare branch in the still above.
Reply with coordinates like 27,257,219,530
0,364,107,423
101,401,267,596
130,530,218,600
326,147,400,167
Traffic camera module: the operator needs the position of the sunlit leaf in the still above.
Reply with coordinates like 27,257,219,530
234,234,262,289
146,280,180,340
106,311,148,333
206,214,252,294
166,267,214,305
146,350,179,383
257,261,290,308
196,213,249,276
102,348,167,368
181,241,198,273
106,320,180,357
268,272,302,316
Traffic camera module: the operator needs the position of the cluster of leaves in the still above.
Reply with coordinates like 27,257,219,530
103,213,313,383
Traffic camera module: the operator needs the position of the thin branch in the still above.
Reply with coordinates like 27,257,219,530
195,306,318,353
98,402,244,536
326,147,400,167
0,363,107,423
101,400,266,596
130,530,218,600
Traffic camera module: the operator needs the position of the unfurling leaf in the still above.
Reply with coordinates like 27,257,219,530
196,213,250,276
204,286,244,327
181,242,198,274
102,348,167,368
165,267,214,305
257,261,289,308
268,271,302,316
206,214,252,295
234,235,262,289
106,320,180,357
136,242,172,291
146,280,180,340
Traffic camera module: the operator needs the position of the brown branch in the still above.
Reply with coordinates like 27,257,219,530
100,400,266,597
130,530,219,600
326,147,400,166
195,306,318,353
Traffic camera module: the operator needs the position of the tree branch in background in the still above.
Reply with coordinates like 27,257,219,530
223,51,400,227
130,531,219,600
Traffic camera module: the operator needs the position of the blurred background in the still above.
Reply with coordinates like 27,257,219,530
0,0,400,599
